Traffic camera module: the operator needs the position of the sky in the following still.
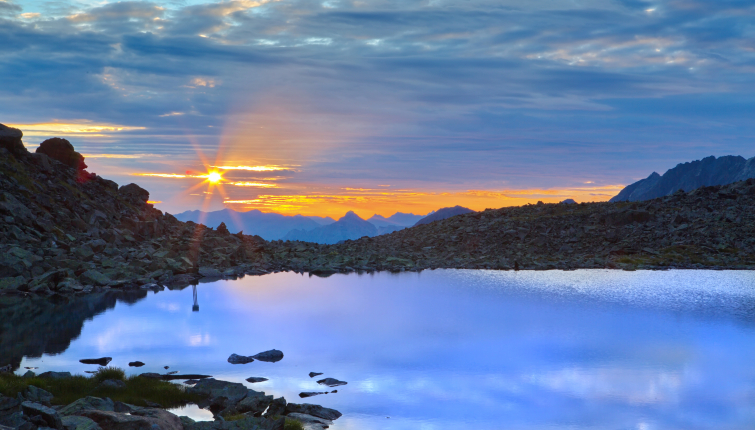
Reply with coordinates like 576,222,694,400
2,0,755,218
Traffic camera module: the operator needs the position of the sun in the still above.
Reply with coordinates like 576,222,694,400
207,171,222,184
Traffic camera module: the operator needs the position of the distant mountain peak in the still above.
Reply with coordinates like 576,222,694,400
611,155,755,202
340,210,363,221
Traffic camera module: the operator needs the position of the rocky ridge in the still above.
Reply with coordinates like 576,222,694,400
2,125,755,298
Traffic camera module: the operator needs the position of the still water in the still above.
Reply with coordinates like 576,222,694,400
8,270,755,429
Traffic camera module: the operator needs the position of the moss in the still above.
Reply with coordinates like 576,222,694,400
0,370,202,408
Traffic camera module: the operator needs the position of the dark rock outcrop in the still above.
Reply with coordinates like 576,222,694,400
80,357,112,366
611,155,755,202
0,124,24,157
252,350,283,363
36,138,87,171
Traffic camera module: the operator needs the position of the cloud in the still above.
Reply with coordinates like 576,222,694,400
2,0,755,214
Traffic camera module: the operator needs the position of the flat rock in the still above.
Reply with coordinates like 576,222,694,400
38,371,72,380
245,377,268,383
128,362,145,367
22,401,63,429
252,350,283,363
285,413,333,430
316,378,347,387
284,404,342,421
307,373,323,378
79,408,182,430
235,393,273,414
80,358,112,366
227,354,254,364
198,267,222,278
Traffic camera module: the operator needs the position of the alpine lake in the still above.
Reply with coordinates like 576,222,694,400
4,269,755,429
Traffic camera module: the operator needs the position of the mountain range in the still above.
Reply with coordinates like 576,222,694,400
611,155,755,202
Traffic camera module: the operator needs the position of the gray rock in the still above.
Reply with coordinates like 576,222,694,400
80,357,112,366
38,372,72,380
252,350,283,363
23,386,53,405
58,397,115,416
21,402,63,429
198,267,222,278
0,276,26,291
79,270,111,287
187,379,248,411
284,404,341,421
79,408,182,430
284,413,332,430
262,397,286,418
234,393,273,415
316,378,346,387
62,416,103,430
118,184,149,204
244,377,267,383
0,123,24,156
227,354,254,365
22,371,36,378
98,380,126,390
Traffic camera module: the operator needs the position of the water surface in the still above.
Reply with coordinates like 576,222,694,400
8,270,755,429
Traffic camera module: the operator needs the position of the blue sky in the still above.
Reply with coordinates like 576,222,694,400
2,0,754,215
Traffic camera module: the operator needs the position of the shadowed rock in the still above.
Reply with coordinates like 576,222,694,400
36,138,87,171
0,124,24,157
227,354,254,364
252,350,283,363
316,378,347,387
118,183,149,204
80,357,112,366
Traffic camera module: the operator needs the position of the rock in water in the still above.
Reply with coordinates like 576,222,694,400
228,354,255,364
298,392,328,398
252,349,283,363
80,357,112,366
317,378,347,387
128,361,145,367
36,137,87,170
308,372,323,378
245,377,268,383
560,199,577,204
285,403,342,421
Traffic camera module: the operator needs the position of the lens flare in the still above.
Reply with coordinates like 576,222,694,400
207,171,222,184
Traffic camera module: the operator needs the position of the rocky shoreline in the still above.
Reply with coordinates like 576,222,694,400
2,124,755,298
0,371,341,430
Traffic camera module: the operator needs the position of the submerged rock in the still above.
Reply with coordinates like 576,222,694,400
80,357,112,366
284,403,342,421
308,372,323,378
316,378,347,387
128,361,145,367
245,377,268,383
227,354,254,364
252,350,283,363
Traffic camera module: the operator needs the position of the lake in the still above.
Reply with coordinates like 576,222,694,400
5,269,755,429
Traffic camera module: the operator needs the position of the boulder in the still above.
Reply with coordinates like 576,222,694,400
234,392,273,415
21,401,63,429
62,416,103,430
284,404,341,421
80,357,112,366
79,270,111,287
0,123,25,156
118,184,149,204
227,354,254,365
23,386,53,406
252,350,283,363
187,379,248,411
262,397,286,418
0,276,26,291
58,397,115,416
316,378,346,387
36,138,87,170
199,267,223,278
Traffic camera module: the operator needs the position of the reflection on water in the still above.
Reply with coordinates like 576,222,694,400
5,270,755,429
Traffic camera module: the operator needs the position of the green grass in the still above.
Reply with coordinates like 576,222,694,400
0,369,201,408
223,414,303,430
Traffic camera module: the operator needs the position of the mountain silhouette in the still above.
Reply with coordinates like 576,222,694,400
174,208,324,240
368,212,427,227
283,211,379,244
414,206,474,226
611,155,755,202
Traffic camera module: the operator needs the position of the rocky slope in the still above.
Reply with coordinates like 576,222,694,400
414,205,473,226
611,155,755,202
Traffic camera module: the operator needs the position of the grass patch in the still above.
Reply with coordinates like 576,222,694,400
284,418,304,430
0,369,202,408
